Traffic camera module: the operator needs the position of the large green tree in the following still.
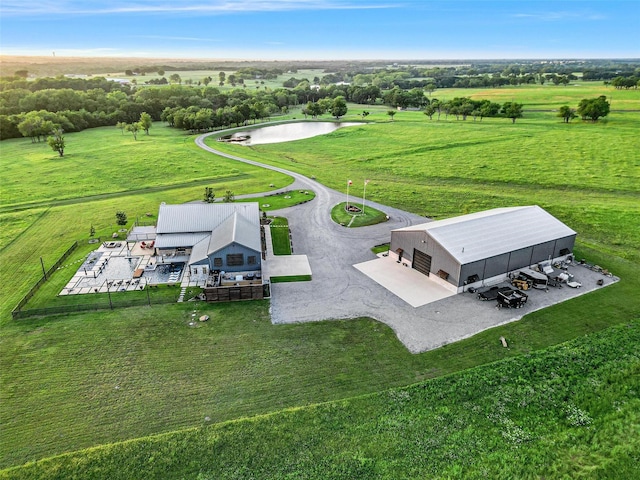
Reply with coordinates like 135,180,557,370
17,112,56,142
304,101,323,119
577,96,610,122
330,96,348,120
501,102,523,123
557,105,577,123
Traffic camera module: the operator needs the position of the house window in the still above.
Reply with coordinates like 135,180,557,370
247,255,257,265
226,253,244,266
202,266,208,275
213,257,223,267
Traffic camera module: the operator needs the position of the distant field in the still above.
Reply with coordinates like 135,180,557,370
1,84,639,472
431,82,640,110
104,68,327,91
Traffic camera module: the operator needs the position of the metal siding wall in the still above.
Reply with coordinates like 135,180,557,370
460,260,486,286
391,230,575,288
553,235,576,256
428,241,461,287
484,253,510,278
390,231,425,263
508,247,533,271
531,240,555,265
208,244,261,272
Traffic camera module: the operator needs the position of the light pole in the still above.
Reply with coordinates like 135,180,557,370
362,179,370,214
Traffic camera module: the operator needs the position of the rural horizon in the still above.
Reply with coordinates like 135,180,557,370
1,0,638,59
1,2,639,479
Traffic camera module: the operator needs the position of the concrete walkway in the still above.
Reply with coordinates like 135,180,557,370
195,126,618,353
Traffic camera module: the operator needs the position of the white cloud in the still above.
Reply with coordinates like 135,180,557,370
512,11,606,21
131,35,222,42
1,0,400,16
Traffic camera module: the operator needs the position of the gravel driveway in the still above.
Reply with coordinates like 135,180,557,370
196,128,618,353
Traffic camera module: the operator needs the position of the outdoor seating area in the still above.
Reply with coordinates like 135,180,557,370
59,241,187,295
219,271,262,286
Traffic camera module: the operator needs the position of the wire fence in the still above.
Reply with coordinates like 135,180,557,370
12,241,78,318
11,294,179,320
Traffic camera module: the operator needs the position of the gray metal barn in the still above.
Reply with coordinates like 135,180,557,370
389,206,576,293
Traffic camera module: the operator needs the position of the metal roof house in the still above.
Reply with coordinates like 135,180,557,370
390,206,576,293
155,203,263,276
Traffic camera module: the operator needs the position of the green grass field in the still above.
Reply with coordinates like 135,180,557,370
3,319,638,479
0,124,292,210
269,216,292,255
1,84,639,474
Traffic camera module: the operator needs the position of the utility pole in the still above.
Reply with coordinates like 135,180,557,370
40,257,47,280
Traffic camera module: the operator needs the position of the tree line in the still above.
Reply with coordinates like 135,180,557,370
0,77,301,139
0,66,617,142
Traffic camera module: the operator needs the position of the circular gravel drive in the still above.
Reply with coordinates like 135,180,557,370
195,127,618,353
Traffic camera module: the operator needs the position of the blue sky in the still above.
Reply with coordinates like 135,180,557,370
1,1,638,59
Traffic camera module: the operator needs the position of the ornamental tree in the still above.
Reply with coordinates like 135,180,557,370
47,128,65,157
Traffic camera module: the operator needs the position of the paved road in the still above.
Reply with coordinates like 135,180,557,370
195,127,618,353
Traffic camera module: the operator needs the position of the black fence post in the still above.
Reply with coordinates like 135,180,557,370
107,284,113,310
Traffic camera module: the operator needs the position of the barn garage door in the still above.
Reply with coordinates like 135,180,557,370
412,249,432,276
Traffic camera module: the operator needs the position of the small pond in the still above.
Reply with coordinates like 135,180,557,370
219,121,362,145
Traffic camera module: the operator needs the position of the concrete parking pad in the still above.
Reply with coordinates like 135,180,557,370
354,256,455,307
266,255,312,278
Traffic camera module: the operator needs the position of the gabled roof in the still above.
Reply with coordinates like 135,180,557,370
156,203,259,234
208,212,261,254
393,206,576,264
188,213,261,266
189,236,211,265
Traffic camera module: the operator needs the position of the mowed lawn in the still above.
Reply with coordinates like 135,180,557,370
1,84,639,471
0,124,292,209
